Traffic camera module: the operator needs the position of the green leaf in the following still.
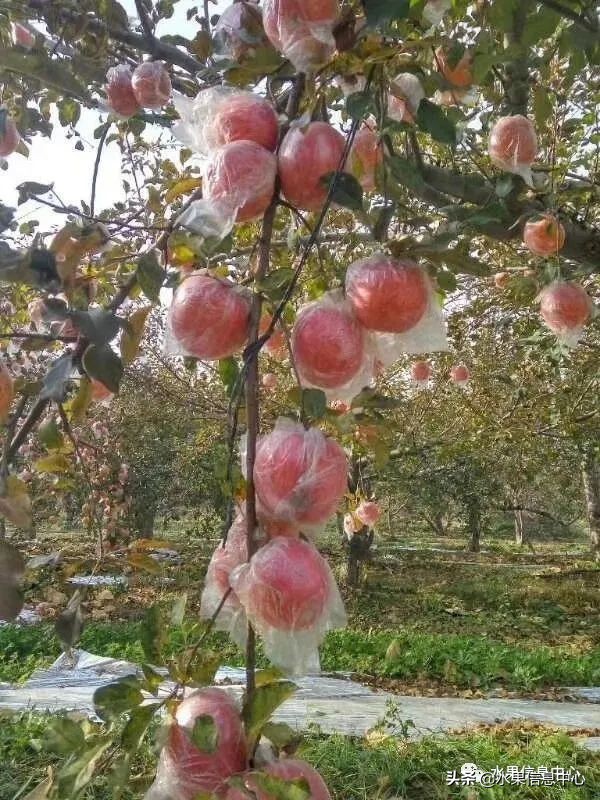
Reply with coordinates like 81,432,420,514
71,308,123,346
93,677,144,721
218,357,241,399
141,605,166,664
249,773,311,800
242,680,296,748
321,171,364,212
436,270,457,293
416,99,457,145
362,0,410,28
346,91,375,120
142,663,164,694
121,306,151,365
495,175,515,199
522,7,560,46
257,268,295,303
121,703,158,751
533,86,553,128
69,377,93,423
40,353,74,401
386,155,426,193
170,593,188,626
0,48,90,99
136,252,165,302
82,344,124,394
57,98,81,127
57,740,112,797
22,768,54,800
190,715,219,753
37,418,64,450
261,722,302,751
42,717,85,755
16,181,53,205
303,388,327,421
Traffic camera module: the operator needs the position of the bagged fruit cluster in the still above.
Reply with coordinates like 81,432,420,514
201,419,348,675
145,687,333,799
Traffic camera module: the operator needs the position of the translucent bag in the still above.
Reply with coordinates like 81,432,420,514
262,0,340,72
291,290,375,403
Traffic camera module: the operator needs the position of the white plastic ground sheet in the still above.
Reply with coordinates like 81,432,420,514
0,651,599,738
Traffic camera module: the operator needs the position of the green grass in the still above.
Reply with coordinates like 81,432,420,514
2,621,600,691
1,712,598,800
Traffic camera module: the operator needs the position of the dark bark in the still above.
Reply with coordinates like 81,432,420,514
467,503,481,553
581,450,600,559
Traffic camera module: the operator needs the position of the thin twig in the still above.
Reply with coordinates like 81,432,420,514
90,122,111,217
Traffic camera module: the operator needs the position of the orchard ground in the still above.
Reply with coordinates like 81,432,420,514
2,516,599,798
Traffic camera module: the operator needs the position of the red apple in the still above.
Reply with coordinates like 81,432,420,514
214,2,269,61
488,115,537,173
0,360,14,423
523,215,565,257
212,92,279,152
169,273,251,360
411,360,432,383
262,0,339,71
349,122,382,191
345,254,429,333
165,688,248,797
292,298,366,390
278,122,345,211
539,282,591,338
0,112,20,158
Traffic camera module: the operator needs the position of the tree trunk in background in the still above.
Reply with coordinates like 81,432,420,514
514,508,525,546
133,505,157,538
467,503,481,553
581,450,600,560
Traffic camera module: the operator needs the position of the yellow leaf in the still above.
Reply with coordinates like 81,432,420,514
127,552,161,574
0,476,32,528
33,453,71,474
165,177,202,204
129,538,172,552
68,377,93,423
121,306,151,365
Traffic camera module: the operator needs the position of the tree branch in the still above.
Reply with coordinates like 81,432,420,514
539,0,599,35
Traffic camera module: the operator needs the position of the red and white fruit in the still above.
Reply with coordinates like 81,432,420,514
131,62,172,109
450,364,470,385
211,92,279,152
411,360,432,383
523,215,565,257
91,379,113,403
0,113,20,158
214,2,269,61
278,121,345,211
230,537,333,631
388,73,425,124
355,500,381,527
345,254,429,333
262,372,278,390
292,298,366,390
169,273,251,360
0,360,14,423
488,115,537,175
229,759,332,799
105,65,141,117
538,282,591,340
254,420,347,527
349,122,382,192
204,140,277,222
260,314,287,359
165,688,247,797
262,0,340,71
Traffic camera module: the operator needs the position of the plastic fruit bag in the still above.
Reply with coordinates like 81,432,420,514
538,281,593,347
262,0,340,72
173,87,278,157
204,140,277,223
250,417,348,532
488,115,537,185
230,537,347,675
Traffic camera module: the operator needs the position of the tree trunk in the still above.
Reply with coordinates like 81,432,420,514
467,503,481,553
347,551,361,587
133,505,157,538
514,508,525,546
581,450,600,560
